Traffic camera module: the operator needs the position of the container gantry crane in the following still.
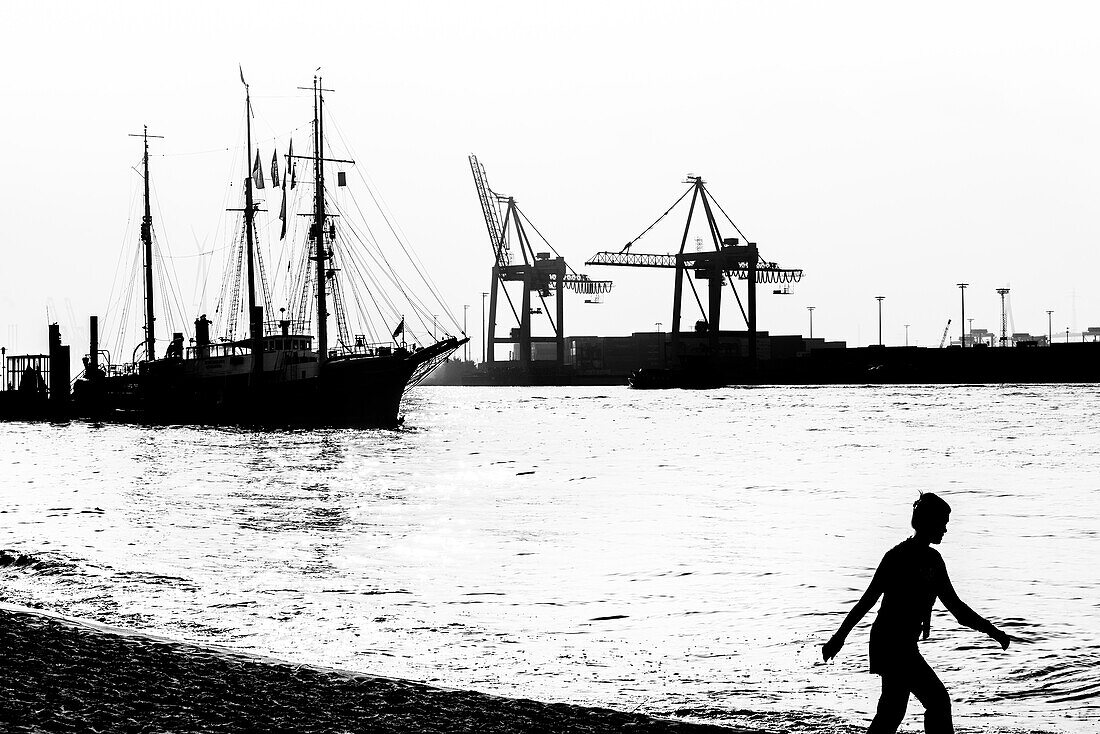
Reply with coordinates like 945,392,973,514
469,154,612,367
586,175,802,362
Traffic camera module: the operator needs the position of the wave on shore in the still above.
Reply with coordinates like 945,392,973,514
0,606,765,733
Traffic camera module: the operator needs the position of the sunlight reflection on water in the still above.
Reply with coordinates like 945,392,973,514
2,384,1098,732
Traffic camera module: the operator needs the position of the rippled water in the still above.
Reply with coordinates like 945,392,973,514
2,385,1098,732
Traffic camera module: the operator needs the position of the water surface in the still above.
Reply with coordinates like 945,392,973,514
2,385,1097,732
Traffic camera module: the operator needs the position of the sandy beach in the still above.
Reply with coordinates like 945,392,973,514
0,607,761,733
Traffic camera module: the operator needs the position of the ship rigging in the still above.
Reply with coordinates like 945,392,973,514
85,74,465,425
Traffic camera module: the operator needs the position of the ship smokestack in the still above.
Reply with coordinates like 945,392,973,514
88,316,99,372
195,314,211,358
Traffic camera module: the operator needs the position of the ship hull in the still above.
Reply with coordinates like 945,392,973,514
76,339,462,427
139,358,411,426
629,343,1100,388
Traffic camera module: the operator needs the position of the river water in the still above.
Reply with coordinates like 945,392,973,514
1,385,1097,732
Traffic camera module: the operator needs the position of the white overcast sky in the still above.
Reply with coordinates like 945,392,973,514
3,1,1099,356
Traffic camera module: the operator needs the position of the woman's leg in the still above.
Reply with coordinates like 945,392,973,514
868,674,909,733
907,656,953,734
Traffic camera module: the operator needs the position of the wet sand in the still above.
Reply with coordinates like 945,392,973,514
0,607,758,733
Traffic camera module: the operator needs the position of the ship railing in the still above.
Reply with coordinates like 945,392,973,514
186,342,262,360
263,319,312,336
103,362,139,378
329,337,403,359
186,336,315,361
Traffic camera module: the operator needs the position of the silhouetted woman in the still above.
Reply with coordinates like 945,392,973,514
822,492,1010,733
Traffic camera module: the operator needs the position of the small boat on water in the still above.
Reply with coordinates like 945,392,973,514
74,76,465,425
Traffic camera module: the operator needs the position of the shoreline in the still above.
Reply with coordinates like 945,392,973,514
0,605,761,733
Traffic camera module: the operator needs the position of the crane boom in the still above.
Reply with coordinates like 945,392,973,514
469,154,510,267
939,319,952,348
586,250,803,284
561,273,613,295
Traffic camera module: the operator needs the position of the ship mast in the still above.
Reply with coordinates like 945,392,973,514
294,75,351,363
244,83,258,333
312,76,329,364
129,125,163,362
242,80,264,380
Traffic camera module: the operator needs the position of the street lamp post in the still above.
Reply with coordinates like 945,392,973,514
957,283,968,346
807,306,815,339
1047,310,1053,346
968,318,973,346
875,296,885,346
481,292,488,363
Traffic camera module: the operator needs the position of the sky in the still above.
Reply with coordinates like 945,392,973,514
3,1,1100,359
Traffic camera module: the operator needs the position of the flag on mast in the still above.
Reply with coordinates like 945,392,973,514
270,150,280,188
283,139,293,190
252,150,265,189
392,318,405,340
279,185,287,240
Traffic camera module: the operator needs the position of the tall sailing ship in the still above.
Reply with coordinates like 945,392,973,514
76,76,464,425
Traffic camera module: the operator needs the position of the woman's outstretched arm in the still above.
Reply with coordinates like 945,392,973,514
938,568,1010,650
822,564,885,661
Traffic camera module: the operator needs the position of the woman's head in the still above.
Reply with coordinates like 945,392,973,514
912,492,951,543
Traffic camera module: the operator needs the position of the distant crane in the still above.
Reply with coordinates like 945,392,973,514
469,155,612,367
586,175,802,362
938,319,952,348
